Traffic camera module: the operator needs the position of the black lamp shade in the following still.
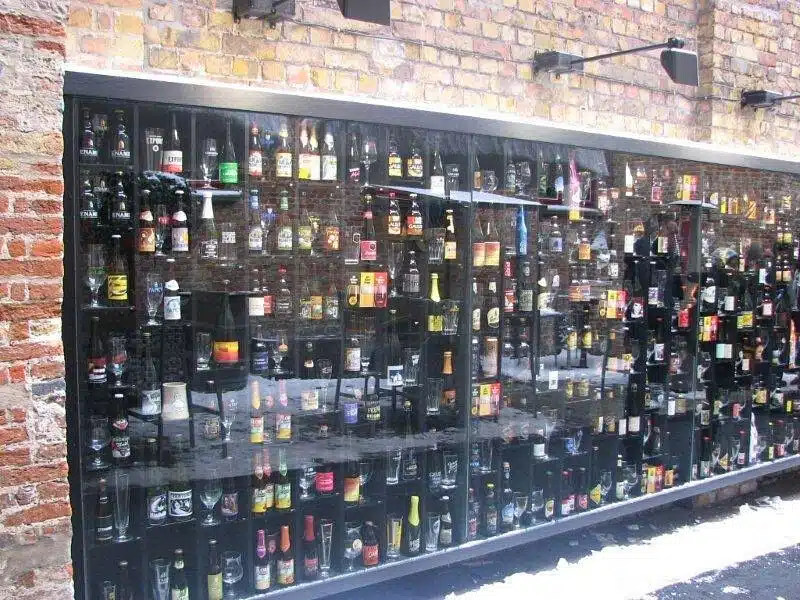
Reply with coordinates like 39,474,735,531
660,49,699,86
338,0,390,25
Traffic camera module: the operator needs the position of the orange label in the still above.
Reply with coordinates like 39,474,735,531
213,341,239,364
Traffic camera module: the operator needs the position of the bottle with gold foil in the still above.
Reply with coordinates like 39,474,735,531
250,380,264,444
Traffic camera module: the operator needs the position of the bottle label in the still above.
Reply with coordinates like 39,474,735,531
363,543,379,566
325,296,339,320
577,493,588,511
519,289,534,312
88,357,107,384
161,150,183,173
111,148,131,164
473,242,486,266
277,226,293,251
201,239,218,260
322,155,338,181
485,512,498,534
578,242,591,261
616,481,625,500
315,470,334,494
139,226,155,253
171,226,189,252
298,225,313,250
107,275,128,301
349,166,361,184
147,491,167,523
472,308,481,331
264,294,275,316
430,175,445,195
277,559,294,585
408,534,420,553
164,296,181,321
304,556,319,576
213,341,239,365
345,347,361,372
544,499,555,519
252,486,268,513
468,516,478,539
208,573,223,600
533,442,546,458
388,155,403,178
501,502,514,524
408,157,424,179
275,414,291,440
140,389,162,415
484,241,501,266
248,296,265,317
248,229,263,252
324,226,340,251
250,415,264,442
388,213,402,236
406,214,423,236
249,151,263,177
111,432,130,459
589,484,601,506
252,351,269,373
171,587,189,600
168,489,193,517
80,208,99,221
487,307,500,329
221,491,239,518
560,497,571,516
276,152,293,178
275,483,291,509
444,239,458,259
254,565,271,591
219,162,238,184
80,147,99,161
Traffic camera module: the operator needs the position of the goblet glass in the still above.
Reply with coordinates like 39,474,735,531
362,139,377,186
108,335,128,387
88,415,109,469
343,522,362,572
599,469,613,504
200,468,223,526
221,551,243,598
388,243,405,297
529,488,544,523
145,272,164,326
221,393,238,442
358,459,373,503
319,519,334,577
622,463,639,500
513,491,528,529
200,138,219,186
299,464,316,500
85,244,107,307
272,330,289,375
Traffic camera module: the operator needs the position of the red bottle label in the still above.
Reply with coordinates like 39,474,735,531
315,471,334,494
360,240,377,261
363,544,379,566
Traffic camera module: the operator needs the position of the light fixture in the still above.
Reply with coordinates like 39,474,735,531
533,38,699,86
740,90,800,109
233,0,295,25
338,0,390,25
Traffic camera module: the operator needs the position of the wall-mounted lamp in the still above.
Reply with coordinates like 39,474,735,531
740,90,800,109
533,38,699,86
338,0,390,25
233,0,295,25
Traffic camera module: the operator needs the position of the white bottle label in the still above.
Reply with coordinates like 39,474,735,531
164,296,181,321
168,489,193,517
161,150,183,173
140,389,162,415
248,296,265,317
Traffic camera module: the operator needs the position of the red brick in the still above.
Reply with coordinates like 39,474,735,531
0,259,62,277
28,283,61,300
0,342,61,362
0,13,65,37
0,216,63,235
37,481,69,501
9,364,26,383
0,427,28,446
31,361,64,380
0,447,31,467
13,570,35,588
0,463,68,486
31,199,63,213
10,283,26,301
11,408,26,422
0,303,61,322
3,500,71,527
6,239,25,258
30,239,62,257
0,411,6,426
9,321,29,342
33,40,66,57
35,443,67,462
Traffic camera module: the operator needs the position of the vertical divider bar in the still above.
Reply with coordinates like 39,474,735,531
687,175,705,479
462,135,476,540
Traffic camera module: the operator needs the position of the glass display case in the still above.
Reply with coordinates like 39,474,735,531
64,89,800,600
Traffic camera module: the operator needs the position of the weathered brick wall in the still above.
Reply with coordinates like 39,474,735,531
0,2,71,600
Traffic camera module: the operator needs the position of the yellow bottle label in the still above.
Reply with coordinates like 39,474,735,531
107,275,128,301
344,476,360,503
589,484,601,505
208,573,223,600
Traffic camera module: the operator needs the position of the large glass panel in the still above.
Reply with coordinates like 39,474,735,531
68,92,800,600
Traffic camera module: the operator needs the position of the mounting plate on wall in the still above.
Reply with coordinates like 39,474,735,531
233,0,295,26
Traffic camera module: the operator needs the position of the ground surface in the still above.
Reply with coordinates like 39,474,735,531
328,476,800,600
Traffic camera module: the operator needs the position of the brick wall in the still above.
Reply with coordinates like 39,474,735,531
0,2,71,600
62,0,800,156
